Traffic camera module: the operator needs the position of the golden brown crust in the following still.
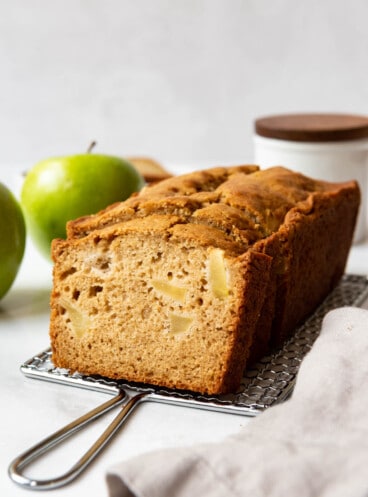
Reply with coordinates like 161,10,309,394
66,165,260,239
254,184,360,346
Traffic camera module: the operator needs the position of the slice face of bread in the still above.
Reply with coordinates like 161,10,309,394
50,165,360,394
50,215,272,394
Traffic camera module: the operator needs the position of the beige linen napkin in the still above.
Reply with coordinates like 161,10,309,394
106,306,368,497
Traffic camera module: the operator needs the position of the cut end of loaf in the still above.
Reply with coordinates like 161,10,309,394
50,221,271,394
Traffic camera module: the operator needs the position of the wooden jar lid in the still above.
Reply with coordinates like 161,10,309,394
255,113,368,142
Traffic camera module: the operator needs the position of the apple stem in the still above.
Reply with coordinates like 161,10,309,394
87,141,97,153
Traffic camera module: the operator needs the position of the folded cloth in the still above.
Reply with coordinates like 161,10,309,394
106,307,368,497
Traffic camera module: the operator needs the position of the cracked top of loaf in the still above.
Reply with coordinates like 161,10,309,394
65,165,359,252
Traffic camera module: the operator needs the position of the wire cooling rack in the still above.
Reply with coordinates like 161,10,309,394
21,274,368,417
9,274,368,491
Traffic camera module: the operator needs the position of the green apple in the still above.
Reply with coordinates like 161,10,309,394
21,153,145,259
0,182,26,299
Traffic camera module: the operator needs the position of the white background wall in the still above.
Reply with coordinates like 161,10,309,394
0,0,367,170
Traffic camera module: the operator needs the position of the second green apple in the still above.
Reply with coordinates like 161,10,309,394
21,154,145,259
0,182,26,299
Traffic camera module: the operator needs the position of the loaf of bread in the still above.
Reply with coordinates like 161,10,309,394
49,165,360,394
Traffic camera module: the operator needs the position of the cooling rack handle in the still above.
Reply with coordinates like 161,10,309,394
8,390,148,491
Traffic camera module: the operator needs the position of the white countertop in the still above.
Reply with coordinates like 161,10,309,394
1,165,367,496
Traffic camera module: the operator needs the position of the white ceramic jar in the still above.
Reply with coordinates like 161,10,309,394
254,113,368,243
